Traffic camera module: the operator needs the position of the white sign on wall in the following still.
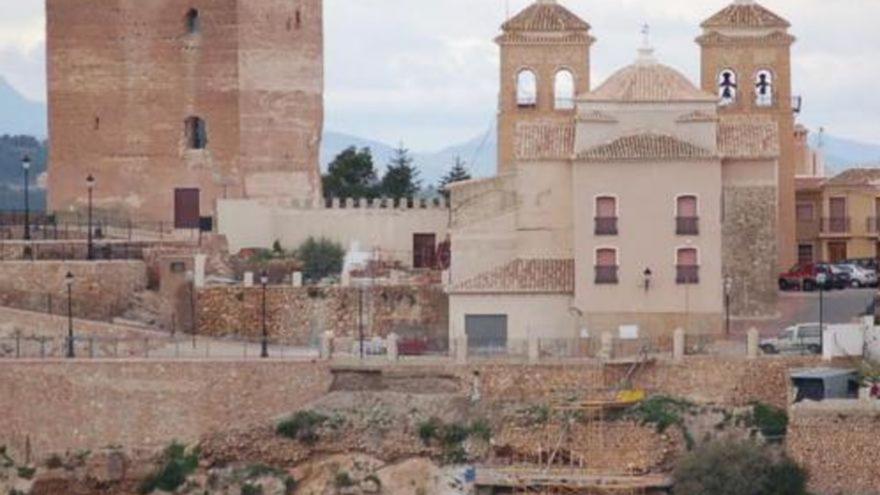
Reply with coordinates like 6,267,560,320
619,325,640,340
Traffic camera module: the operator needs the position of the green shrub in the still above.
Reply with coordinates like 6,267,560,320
296,237,345,282
440,423,470,449
44,454,64,470
17,466,36,480
673,440,808,495
240,463,284,480
284,476,298,494
746,402,789,440
277,410,329,445
0,446,14,468
627,396,694,433
418,417,441,444
469,419,492,442
241,483,264,495
138,442,200,494
521,404,551,425
334,471,355,488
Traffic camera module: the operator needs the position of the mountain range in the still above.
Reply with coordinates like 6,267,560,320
2,77,880,188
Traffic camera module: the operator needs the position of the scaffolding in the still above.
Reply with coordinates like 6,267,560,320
476,350,668,495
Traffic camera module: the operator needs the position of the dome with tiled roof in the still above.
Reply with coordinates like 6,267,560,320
582,48,717,103
502,0,590,32
702,0,790,29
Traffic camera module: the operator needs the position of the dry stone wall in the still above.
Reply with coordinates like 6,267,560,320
196,285,449,345
0,260,147,321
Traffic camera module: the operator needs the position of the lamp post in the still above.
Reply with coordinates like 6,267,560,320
185,270,196,349
642,268,653,292
65,271,75,358
22,155,31,241
260,270,269,358
816,272,827,355
724,276,733,337
86,174,96,260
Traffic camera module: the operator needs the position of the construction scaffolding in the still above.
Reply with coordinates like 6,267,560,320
476,351,670,494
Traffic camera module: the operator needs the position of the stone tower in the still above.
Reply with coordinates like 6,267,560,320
698,0,796,268
496,0,594,173
46,0,324,225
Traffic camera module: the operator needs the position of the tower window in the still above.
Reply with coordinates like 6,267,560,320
185,117,207,150
296,10,302,29
554,69,575,110
516,69,537,107
185,9,200,35
755,69,774,107
718,69,738,106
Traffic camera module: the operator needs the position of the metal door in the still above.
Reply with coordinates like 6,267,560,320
174,188,200,229
465,315,508,355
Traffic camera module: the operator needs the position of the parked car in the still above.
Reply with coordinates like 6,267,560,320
842,257,878,271
778,263,840,291
836,263,878,288
760,323,825,355
824,263,851,289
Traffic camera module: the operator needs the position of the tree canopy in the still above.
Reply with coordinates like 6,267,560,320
379,144,422,199
439,156,472,198
321,146,378,199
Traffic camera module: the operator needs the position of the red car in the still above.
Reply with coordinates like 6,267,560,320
778,263,841,291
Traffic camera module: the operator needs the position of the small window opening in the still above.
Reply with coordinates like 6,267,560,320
755,69,774,107
295,10,302,29
718,69,738,106
94,116,100,131
554,70,575,110
516,69,537,107
185,116,207,150
185,9,200,35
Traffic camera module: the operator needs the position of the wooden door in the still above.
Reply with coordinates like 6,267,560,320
829,197,847,232
174,188,200,229
413,233,437,269
828,242,848,263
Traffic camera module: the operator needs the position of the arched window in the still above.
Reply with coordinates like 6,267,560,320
516,69,537,107
718,69,738,106
185,9,200,35
554,70,575,110
595,196,618,235
755,69,774,107
185,117,207,149
676,248,700,285
595,248,619,285
676,195,699,235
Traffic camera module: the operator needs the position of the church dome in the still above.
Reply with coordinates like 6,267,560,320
583,49,717,103
701,0,790,29
502,0,590,32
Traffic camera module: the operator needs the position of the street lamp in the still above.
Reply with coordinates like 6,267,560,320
260,270,269,358
816,272,827,355
642,268,653,292
724,276,734,337
185,270,196,349
86,174,96,260
65,271,75,358
21,155,31,241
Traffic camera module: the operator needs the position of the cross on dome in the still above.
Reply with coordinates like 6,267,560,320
637,23,656,65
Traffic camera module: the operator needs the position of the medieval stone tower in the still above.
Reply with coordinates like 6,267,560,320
698,0,796,269
496,0,594,173
46,0,324,226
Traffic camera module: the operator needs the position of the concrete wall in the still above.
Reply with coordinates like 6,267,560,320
572,157,724,336
46,0,324,222
449,293,577,344
0,260,147,321
197,285,449,345
0,361,332,459
218,199,449,268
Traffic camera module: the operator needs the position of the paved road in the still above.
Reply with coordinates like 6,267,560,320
734,288,876,338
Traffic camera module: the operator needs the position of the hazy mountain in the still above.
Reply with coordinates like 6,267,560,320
0,77,47,138
810,133,880,175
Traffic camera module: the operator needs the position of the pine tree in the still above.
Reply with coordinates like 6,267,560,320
379,143,422,198
439,156,472,198
321,146,378,199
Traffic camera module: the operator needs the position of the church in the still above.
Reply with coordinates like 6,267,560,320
446,0,799,347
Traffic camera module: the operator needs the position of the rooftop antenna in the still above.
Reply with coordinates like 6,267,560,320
818,126,825,149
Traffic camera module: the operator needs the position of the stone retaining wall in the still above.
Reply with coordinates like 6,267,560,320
0,360,332,459
0,260,147,321
197,285,448,346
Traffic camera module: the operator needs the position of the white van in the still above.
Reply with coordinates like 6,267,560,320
760,323,825,355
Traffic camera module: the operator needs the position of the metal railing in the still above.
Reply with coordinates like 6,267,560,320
821,217,851,234
676,266,700,285
595,266,619,285
676,216,699,236
0,241,148,261
594,217,618,236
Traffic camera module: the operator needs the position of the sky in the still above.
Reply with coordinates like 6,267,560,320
1,0,879,151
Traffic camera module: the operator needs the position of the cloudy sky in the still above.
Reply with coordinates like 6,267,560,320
1,0,879,151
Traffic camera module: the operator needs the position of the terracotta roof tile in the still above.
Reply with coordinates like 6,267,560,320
516,121,576,160
825,169,880,187
451,258,574,294
578,133,713,161
702,1,790,29
717,116,780,159
502,1,590,32
583,62,716,103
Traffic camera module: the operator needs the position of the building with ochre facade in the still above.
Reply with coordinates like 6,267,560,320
46,0,324,226
448,0,796,348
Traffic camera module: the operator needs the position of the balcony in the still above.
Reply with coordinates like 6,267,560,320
676,265,700,285
595,266,619,285
821,217,851,235
867,217,880,234
676,216,699,236
595,217,618,236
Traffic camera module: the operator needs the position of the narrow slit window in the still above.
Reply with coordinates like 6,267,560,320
185,116,207,150
185,9,200,35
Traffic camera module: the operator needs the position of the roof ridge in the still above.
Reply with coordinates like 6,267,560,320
502,1,590,33
701,1,790,29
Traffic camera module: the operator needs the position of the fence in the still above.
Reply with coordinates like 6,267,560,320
0,241,149,261
0,210,201,242
0,334,318,360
